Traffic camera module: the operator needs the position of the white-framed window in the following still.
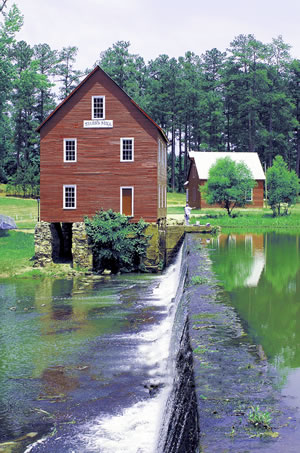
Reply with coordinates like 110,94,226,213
120,186,134,217
63,185,76,209
92,96,105,119
63,138,77,162
246,188,253,202
120,138,134,162
158,184,161,208
158,140,161,164
165,144,167,168
158,141,166,168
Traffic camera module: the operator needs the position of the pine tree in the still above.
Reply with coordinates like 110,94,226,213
56,46,84,100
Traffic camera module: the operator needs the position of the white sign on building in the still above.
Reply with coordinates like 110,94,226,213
83,120,113,128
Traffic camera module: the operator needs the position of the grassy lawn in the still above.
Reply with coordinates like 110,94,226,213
0,230,35,277
167,191,300,229
0,196,37,229
0,190,38,276
0,183,6,196
167,191,186,206
189,209,300,229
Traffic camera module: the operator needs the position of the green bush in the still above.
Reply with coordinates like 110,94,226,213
84,209,149,273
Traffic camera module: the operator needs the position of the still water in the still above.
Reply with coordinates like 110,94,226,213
0,247,184,453
208,231,300,407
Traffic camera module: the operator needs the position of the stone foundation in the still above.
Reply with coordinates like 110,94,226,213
34,221,56,267
34,221,93,271
35,220,215,273
143,222,167,271
72,222,93,270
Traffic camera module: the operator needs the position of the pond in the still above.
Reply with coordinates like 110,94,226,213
0,247,184,453
208,231,300,408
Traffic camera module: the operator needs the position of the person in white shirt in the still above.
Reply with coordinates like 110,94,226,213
184,203,194,225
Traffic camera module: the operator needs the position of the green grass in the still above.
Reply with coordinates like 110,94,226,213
0,230,35,276
166,191,300,229
167,191,186,206
0,184,6,197
189,208,300,229
0,196,37,229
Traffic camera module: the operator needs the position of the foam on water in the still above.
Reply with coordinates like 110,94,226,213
25,244,186,453
74,245,185,453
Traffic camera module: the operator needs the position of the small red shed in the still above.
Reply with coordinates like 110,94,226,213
37,65,168,224
185,151,265,209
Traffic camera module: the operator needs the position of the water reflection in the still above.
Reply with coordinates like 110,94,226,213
210,234,265,290
208,232,300,405
0,275,146,445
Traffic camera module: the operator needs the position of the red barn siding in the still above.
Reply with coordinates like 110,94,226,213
39,68,167,223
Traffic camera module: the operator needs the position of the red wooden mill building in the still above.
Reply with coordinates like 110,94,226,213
35,65,168,268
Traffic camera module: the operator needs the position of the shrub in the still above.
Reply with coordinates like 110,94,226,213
84,209,149,273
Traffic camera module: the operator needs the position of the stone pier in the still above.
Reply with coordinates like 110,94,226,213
34,221,93,271
72,222,93,270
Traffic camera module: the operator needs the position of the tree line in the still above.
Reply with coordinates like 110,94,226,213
0,3,299,195
0,4,86,195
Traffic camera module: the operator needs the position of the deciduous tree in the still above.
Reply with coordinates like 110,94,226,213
201,156,256,216
266,155,299,216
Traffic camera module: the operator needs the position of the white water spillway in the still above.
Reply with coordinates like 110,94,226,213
23,243,187,453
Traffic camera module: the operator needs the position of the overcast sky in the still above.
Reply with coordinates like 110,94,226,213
12,0,300,70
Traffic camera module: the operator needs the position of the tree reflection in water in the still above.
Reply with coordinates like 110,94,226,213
208,232,300,389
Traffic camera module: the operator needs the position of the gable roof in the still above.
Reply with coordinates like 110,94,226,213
189,151,265,180
36,65,168,143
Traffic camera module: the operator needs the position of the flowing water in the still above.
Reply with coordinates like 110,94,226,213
208,231,300,408
0,246,185,453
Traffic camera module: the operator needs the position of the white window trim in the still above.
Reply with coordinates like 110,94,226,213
158,140,161,163
165,144,167,168
246,188,253,202
120,186,134,217
63,184,77,209
158,184,161,208
63,138,77,163
92,95,105,119
120,138,134,162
